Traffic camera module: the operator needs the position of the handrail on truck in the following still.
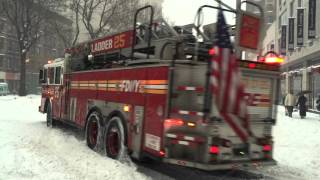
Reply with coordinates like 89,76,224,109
130,5,154,62
191,2,263,121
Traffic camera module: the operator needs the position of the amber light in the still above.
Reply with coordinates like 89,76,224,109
164,119,184,129
187,122,196,127
265,57,284,64
123,105,130,112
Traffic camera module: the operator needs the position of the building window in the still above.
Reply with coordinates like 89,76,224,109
0,56,3,68
0,37,4,49
48,67,54,84
0,21,5,32
280,10,288,25
266,4,273,12
298,0,303,7
54,66,61,84
267,16,273,24
292,74,302,95
290,1,294,16
270,44,275,50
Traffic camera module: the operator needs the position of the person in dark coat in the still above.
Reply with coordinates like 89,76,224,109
296,93,307,119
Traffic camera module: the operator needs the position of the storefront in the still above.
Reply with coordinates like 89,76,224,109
291,72,302,96
280,73,286,104
311,66,320,109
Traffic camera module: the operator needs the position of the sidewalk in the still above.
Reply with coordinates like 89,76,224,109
280,105,320,114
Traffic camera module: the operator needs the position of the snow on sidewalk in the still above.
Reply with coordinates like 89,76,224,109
0,95,149,180
259,106,320,180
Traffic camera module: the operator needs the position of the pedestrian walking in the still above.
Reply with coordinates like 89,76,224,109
296,93,307,119
284,91,296,117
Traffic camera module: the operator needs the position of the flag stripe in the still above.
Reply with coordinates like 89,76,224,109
209,10,253,143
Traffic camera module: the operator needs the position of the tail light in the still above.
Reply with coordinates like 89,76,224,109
263,145,272,151
209,48,216,56
164,118,184,129
159,150,165,157
210,146,220,154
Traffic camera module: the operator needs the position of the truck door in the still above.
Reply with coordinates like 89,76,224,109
61,72,71,121
51,66,64,120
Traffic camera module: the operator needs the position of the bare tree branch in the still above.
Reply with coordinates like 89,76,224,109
0,0,67,95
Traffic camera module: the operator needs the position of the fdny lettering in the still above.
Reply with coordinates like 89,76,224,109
91,39,113,53
244,93,270,106
244,93,259,106
121,80,140,92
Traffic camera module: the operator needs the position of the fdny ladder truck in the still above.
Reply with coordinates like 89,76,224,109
39,3,280,170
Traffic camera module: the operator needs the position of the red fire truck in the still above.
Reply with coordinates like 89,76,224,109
39,4,280,170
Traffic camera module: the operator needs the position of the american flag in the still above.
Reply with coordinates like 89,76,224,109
210,10,252,143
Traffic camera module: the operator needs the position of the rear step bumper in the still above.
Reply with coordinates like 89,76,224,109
163,158,277,171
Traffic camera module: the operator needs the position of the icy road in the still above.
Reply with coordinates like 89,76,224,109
0,95,320,180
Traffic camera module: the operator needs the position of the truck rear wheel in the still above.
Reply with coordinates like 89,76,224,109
46,103,54,127
104,116,126,159
85,112,102,150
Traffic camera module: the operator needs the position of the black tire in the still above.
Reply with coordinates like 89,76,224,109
46,102,53,127
85,112,103,150
104,116,126,159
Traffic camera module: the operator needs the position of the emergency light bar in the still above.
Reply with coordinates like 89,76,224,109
239,60,279,71
258,51,284,65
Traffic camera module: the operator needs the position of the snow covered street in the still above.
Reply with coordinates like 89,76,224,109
0,95,320,180
260,107,320,180
0,96,149,180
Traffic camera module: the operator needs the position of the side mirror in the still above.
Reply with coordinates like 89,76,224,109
39,69,46,84
39,69,43,84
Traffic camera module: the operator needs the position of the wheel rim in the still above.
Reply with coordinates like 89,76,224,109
88,119,98,146
107,127,120,156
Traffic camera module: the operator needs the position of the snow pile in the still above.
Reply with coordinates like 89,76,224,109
0,95,149,180
260,106,320,180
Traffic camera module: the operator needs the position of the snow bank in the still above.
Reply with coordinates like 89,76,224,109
259,106,320,180
0,95,149,180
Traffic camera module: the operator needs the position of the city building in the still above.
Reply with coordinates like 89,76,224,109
246,0,276,27
0,11,72,94
262,0,320,109
0,16,22,93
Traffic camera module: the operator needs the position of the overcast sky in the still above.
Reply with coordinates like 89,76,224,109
162,0,237,26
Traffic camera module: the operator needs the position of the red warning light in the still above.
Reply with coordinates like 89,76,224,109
210,146,219,154
209,48,216,56
248,63,256,69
